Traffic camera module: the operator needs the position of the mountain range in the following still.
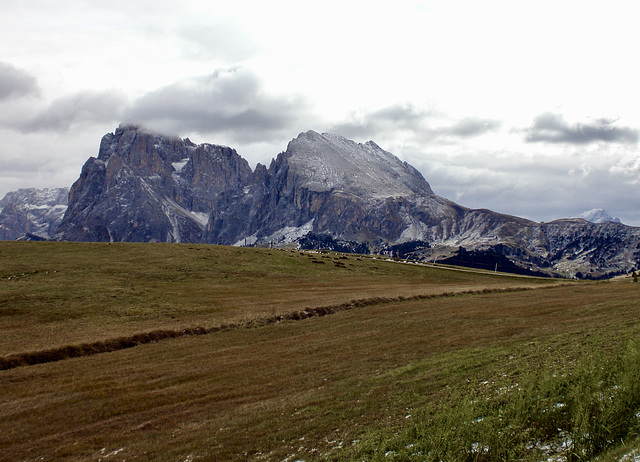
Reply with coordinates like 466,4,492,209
2,124,639,279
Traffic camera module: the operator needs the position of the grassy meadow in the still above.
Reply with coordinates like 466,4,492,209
1,241,640,461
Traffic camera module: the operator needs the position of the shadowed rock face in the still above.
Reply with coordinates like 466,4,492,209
57,125,253,243
4,125,640,278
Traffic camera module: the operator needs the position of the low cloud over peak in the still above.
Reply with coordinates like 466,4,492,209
124,67,315,143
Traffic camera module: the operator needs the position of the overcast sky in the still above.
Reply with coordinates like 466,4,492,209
2,1,640,224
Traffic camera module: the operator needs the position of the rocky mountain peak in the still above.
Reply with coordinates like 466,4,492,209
576,208,622,224
97,124,192,180
281,130,434,199
57,126,252,243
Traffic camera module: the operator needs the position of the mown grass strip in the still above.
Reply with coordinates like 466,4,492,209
0,286,543,371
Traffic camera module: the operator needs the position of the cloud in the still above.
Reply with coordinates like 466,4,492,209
16,90,127,132
443,117,502,138
524,112,639,145
329,103,429,139
330,103,500,143
124,67,314,143
0,62,39,100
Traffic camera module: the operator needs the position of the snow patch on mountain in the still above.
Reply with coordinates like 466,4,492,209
232,220,315,247
191,212,210,227
265,219,315,245
172,159,189,173
234,233,258,247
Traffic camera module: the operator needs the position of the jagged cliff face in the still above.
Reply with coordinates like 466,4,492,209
204,130,472,246
203,132,554,252
4,125,640,278
57,125,252,242
0,187,68,240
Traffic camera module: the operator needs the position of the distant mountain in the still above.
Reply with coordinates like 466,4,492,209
575,209,621,224
0,187,68,240
3,125,640,279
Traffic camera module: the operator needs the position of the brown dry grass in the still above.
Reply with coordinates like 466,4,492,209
1,242,639,462
0,241,552,356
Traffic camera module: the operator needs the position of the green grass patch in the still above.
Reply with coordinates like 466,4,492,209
337,337,640,462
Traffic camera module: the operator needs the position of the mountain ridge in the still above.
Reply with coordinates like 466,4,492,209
2,125,639,279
